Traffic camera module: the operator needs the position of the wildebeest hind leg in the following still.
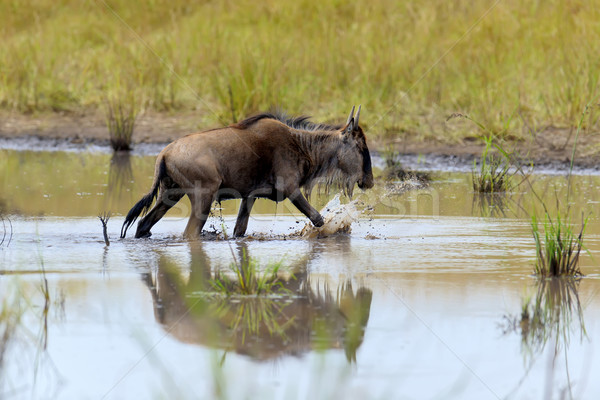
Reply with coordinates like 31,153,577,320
184,191,215,239
233,197,256,237
135,190,184,238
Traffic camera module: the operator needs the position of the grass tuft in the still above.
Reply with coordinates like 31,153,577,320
531,212,587,277
211,248,289,296
472,134,512,193
104,93,139,152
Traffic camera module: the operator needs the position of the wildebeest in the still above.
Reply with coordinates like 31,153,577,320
120,106,374,239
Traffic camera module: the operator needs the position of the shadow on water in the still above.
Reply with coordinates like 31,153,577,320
142,241,373,363
502,277,586,398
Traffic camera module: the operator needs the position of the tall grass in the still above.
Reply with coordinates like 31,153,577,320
447,113,516,192
1,0,600,140
528,99,597,277
531,212,586,277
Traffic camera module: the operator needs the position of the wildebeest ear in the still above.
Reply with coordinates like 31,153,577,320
345,119,354,135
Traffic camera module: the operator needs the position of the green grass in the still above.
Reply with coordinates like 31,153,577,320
531,212,587,277
528,99,596,277
447,113,516,192
472,134,513,193
211,248,289,296
2,0,600,140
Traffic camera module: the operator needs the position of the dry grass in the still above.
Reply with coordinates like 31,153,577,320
104,93,139,151
1,0,600,141
472,136,513,193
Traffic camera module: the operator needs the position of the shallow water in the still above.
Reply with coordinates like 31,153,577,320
1,149,600,399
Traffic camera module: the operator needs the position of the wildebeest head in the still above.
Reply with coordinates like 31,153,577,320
338,105,374,191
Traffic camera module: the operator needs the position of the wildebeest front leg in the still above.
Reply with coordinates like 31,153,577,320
234,197,256,237
289,189,324,227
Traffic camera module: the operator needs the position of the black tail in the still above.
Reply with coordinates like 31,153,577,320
120,157,167,238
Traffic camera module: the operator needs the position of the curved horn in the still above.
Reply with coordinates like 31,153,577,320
354,105,361,127
346,105,355,126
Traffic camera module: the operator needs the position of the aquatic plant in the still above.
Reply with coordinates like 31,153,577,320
472,134,512,193
529,99,597,277
531,212,586,277
447,113,516,193
211,248,288,296
104,93,139,152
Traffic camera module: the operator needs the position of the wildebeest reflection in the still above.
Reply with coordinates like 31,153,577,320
142,243,372,362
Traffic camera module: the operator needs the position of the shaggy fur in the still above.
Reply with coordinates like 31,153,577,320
121,108,373,239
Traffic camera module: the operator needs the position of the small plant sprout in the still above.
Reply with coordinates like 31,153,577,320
447,113,515,193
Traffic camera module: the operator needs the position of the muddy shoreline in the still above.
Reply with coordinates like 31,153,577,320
1,112,598,174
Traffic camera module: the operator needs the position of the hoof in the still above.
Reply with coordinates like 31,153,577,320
135,231,152,239
312,215,324,227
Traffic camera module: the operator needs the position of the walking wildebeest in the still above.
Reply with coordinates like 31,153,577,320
120,106,374,239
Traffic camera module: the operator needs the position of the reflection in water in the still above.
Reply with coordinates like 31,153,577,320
142,242,372,362
504,278,585,358
472,193,510,218
0,275,62,397
106,152,134,208
0,214,13,248
502,277,586,397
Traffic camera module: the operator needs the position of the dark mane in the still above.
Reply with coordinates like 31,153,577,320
232,111,341,132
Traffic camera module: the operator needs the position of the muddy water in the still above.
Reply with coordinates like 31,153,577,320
1,149,600,399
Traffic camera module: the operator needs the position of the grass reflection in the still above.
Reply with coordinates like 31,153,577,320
502,277,586,362
472,192,510,219
106,152,134,206
143,242,372,362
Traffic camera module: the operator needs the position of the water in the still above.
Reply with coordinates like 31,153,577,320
1,149,600,399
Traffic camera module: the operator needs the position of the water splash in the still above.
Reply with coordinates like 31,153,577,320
300,194,362,238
